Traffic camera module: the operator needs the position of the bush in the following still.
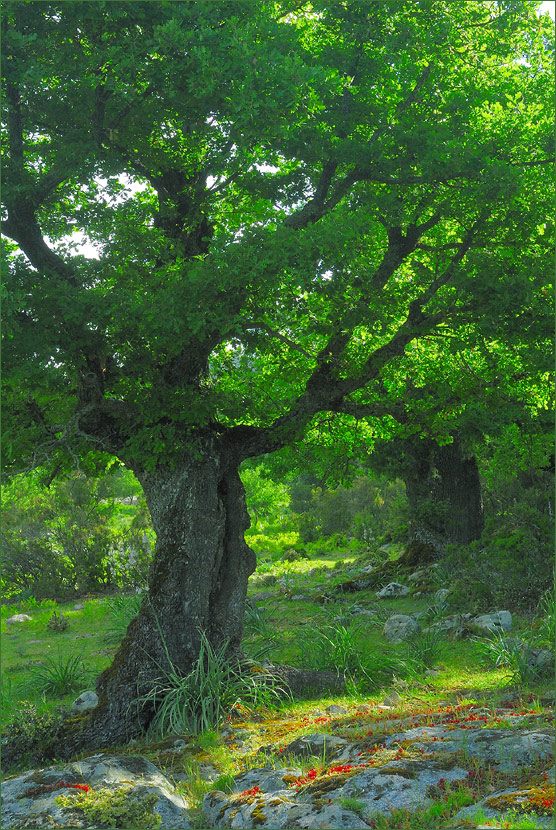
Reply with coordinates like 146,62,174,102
47,611,69,632
1,469,153,599
2,702,67,768
443,523,552,614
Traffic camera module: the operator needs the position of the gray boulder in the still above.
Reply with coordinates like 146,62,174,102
525,647,554,674
70,690,98,714
5,614,32,625
384,614,421,643
469,610,512,633
376,582,410,598
424,613,472,639
73,603,85,610
0,754,191,829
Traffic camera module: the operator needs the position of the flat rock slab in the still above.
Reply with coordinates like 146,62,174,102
384,726,555,772
204,789,370,829
334,760,469,817
204,760,468,828
1,754,191,829
205,720,555,829
282,732,352,761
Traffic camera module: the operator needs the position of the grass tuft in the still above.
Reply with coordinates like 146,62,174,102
139,628,289,738
25,652,93,697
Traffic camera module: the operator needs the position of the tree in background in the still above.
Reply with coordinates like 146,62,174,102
1,467,153,599
2,1,553,750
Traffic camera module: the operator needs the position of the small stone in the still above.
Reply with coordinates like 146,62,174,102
469,610,512,633
71,690,98,714
325,704,347,715
376,582,411,598
73,603,85,610
384,614,421,643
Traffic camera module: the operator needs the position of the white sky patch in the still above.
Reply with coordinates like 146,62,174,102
538,1,555,18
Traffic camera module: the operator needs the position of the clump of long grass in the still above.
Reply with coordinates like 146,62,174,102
474,629,545,685
104,593,143,645
404,628,447,670
295,621,411,692
242,603,281,661
140,629,288,738
26,652,93,697
536,586,555,647
296,622,363,677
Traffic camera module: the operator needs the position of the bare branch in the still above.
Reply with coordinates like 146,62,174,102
245,322,315,360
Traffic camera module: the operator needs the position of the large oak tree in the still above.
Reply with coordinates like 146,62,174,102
2,1,553,751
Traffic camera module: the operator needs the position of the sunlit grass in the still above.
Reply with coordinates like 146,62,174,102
1,597,112,721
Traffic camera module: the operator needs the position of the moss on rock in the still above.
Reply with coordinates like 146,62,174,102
56,785,162,829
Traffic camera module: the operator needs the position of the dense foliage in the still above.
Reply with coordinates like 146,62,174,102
2,1,553,476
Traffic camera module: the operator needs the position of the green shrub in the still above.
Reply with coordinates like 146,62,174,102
46,611,69,632
2,701,67,766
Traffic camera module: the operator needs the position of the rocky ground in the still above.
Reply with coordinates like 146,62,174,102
2,694,554,828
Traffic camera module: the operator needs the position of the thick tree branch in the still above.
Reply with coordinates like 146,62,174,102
228,212,485,461
284,161,338,229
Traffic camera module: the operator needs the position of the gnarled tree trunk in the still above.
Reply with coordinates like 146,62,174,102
55,435,256,756
403,435,484,559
